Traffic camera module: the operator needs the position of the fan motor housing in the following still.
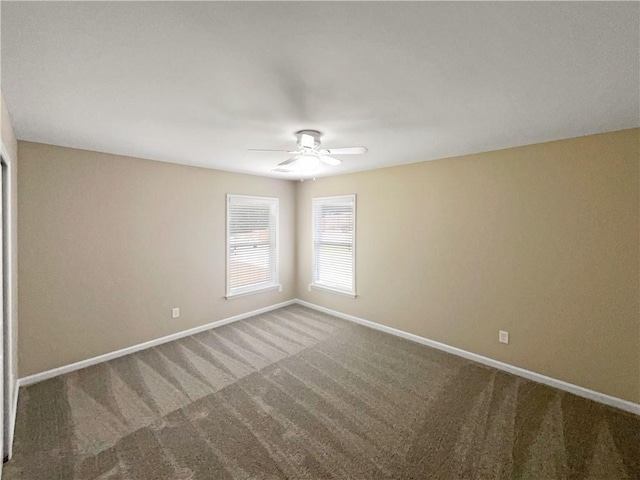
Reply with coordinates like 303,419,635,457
296,129,322,148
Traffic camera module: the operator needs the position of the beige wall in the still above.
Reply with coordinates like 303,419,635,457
296,129,640,403
1,91,19,398
18,142,296,377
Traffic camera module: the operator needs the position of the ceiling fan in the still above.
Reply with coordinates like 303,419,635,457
249,130,367,174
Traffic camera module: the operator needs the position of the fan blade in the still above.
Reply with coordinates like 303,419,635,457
278,156,300,167
320,155,342,166
271,167,294,173
320,146,367,155
248,149,299,153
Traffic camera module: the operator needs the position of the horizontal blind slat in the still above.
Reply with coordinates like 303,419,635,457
312,195,355,293
227,195,278,294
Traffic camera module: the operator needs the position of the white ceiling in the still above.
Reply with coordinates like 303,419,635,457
2,2,639,178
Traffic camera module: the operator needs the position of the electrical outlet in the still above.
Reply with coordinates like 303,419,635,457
172,307,180,319
499,330,509,344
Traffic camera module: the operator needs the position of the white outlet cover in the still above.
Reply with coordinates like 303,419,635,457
172,308,180,319
499,330,509,344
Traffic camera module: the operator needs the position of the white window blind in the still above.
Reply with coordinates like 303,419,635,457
312,195,356,296
226,195,279,298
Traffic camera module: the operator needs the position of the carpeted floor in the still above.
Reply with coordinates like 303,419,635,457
5,305,640,479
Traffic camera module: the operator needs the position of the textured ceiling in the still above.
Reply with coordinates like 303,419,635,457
2,2,639,178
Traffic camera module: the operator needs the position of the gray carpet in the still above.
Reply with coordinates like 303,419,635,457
5,305,640,479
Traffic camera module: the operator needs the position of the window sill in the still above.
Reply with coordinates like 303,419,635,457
226,284,282,300
309,283,357,298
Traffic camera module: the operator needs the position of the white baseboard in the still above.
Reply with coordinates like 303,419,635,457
15,297,639,417
18,299,297,388
295,299,640,416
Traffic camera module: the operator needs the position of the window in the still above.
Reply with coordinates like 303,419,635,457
226,194,279,298
312,194,356,297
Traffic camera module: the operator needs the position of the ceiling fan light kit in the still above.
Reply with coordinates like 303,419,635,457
295,153,321,172
248,129,368,177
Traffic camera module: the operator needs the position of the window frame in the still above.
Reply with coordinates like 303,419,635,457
311,194,357,298
225,194,280,299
